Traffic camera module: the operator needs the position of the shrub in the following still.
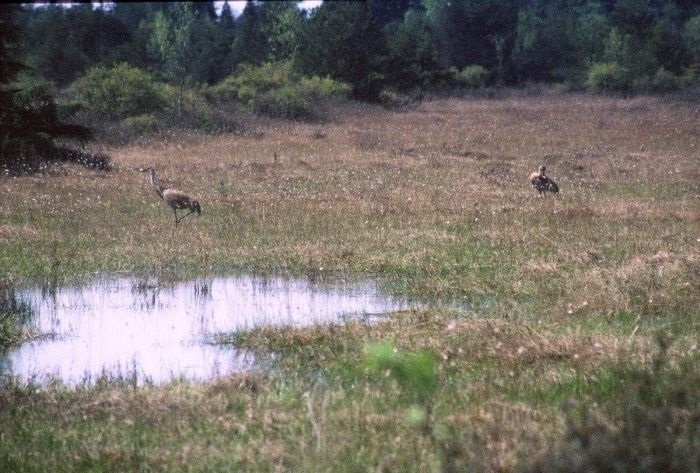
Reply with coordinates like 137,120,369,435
257,86,309,119
298,76,352,101
649,67,682,92
122,114,158,134
196,109,214,133
65,63,175,119
586,62,631,93
209,62,351,119
454,65,490,88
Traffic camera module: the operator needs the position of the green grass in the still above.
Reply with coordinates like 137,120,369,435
0,287,33,350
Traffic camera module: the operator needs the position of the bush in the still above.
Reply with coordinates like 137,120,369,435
122,114,158,134
298,76,352,102
209,62,351,119
65,63,175,119
257,86,309,119
586,62,631,93
649,67,682,92
454,65,490,88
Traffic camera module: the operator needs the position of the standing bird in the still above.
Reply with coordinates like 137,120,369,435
529,165,559,197
141,167,201,226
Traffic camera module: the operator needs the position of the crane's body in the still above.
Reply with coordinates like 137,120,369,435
529,165,559,197
142,167,201,226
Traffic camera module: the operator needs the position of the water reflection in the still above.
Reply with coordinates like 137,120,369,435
0,273,415,386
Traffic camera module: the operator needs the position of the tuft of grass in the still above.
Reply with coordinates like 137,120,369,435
522,338,700,473
0,285,32,350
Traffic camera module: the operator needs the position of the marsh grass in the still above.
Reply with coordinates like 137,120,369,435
1,94,698,471
0,285,33,349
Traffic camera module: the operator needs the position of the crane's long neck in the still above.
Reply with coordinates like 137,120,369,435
148,169,166,199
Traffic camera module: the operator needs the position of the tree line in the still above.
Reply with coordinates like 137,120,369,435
14,0,700,97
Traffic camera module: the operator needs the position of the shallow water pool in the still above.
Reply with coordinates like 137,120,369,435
0,273,416,386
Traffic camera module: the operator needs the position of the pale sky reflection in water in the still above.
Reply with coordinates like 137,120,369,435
1,274,415,386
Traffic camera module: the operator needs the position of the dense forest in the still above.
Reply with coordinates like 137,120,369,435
1,0,699,164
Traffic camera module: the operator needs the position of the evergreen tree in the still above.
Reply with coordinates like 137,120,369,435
188,14,221,84
295,1,388,100
423,0,469,69
384,8,442,89
371,0,423,29
191,1,218,21
650,16,690,73
259,1,303,62
685,14,700,66
512,1,582,82
218,1,238,75
229,1,268,67
23,6,89,86
0,4,90,167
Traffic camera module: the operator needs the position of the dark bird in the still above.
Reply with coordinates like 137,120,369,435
141,167,201,226
529,165,559,197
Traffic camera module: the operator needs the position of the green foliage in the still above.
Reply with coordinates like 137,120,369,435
649,67,682,92
0,5,92,168
0,312,22,351
512,5,591,83
0,287,31,350
586,62,631,92
122,114,157,134
604,27,658,79
454,65,490,88
259,1,304,63
229,1,267,67
297,76,352,101
684,14,700,64
21,4,131,86
294,1,387,101
209,62,350,119
9,0,700,109
363,341,437,404
66,63,175,119
650,18,690,74
147,5,194,80
196,109,214,132
146,4,195,116
523,339,700,473
384,9,442,90
9,0,700,97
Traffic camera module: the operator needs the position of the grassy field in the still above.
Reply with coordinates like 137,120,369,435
0,93,698,472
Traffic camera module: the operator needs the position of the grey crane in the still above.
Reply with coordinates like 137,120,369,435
529,165,559,197
141,167,201,226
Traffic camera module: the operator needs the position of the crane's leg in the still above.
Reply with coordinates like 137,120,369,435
173,208,179,226
178,210,195,223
